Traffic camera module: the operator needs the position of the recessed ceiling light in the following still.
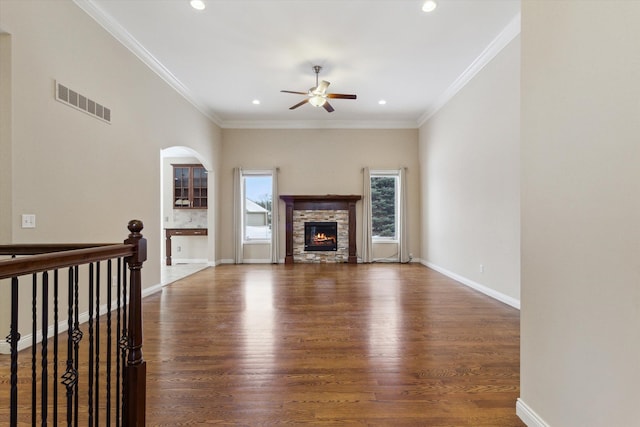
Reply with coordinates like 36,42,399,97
190,0,206,11
422,0,437,13
378,100,387,105
252,99,260,105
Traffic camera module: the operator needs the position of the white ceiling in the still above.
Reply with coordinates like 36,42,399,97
76,0,520,129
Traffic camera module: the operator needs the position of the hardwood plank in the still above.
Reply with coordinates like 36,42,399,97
1,263,524,426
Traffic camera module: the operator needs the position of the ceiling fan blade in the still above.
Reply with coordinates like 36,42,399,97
281,90,309,95
327,93,357,99
323,101,335,113
289,98,309,110
316,80,330,94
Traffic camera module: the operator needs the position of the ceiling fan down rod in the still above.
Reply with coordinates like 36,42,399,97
312,65,322,88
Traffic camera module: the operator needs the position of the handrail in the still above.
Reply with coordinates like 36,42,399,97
1,220,147,426
0,243,116,255
0,244,135,280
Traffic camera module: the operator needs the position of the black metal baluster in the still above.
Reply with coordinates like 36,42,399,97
32,274,37,427
73,265,80,427
88,263,95,426
63,267,75,427
116,258,122,427
53,269,59,426
106,260,113,426
41,271,49,426
95,261,101,427
8,276,20,427
120,260,129,426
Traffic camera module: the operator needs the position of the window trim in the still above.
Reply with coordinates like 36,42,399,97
370,170,400,243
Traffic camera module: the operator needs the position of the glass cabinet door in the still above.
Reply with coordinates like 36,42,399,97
172,164,207,209
173,166,190,208
192,167,207,208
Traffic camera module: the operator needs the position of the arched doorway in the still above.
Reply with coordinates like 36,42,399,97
160,146,212,284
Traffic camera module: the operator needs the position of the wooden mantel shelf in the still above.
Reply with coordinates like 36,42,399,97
280,195,361,264
280,195,361,202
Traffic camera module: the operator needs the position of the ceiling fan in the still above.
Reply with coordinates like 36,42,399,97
281,65,357,113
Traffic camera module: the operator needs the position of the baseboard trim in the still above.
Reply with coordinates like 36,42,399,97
242,258,272,264
423,261,520,309
170,258,207,264
516,398,550,427
213,258,423,265
142,282,165,298
215,259,284,265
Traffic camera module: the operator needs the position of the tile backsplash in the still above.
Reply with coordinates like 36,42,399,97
173,209,207,228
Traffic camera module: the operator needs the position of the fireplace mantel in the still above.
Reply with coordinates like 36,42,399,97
280,195,361,264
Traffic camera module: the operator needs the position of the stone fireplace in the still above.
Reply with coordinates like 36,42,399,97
280,195,361,264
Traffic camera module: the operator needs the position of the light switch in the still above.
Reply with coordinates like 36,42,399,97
21,214,36,229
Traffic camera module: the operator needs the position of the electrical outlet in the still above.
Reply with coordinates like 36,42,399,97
479,264,484,273
177,246,182,252
21,214,36,229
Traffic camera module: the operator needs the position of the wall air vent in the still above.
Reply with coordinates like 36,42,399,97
55,81,111,124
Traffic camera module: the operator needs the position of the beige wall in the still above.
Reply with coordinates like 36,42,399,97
0,33,11,244
220,128,420,263
520,2,640,426
0,0,221,337
419,36,520,304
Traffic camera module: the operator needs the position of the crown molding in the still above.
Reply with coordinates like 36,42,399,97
73,0,415,130
72,0,223,126
219,119,419,130
74,0,518,131
417,12,521,127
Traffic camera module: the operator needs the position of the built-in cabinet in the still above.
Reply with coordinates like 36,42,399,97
173,164,207,209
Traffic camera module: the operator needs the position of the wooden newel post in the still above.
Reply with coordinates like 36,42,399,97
124,220,147,426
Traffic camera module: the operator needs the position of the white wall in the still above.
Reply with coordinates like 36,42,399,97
519,2,640,426
419,36,521,305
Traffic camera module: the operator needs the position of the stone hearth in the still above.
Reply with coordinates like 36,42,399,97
280,195,361,264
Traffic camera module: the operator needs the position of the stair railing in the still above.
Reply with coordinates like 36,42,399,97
0,219,147,426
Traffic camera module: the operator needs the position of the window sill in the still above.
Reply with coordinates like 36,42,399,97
243,240,271,245
372,239,399,244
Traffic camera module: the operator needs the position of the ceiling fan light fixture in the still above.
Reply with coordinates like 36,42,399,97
190,0,206,11
309,95,327,107
422,0,437,13
281,65,355,112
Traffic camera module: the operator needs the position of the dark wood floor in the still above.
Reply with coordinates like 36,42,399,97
143,264,523,426
1,263,523,426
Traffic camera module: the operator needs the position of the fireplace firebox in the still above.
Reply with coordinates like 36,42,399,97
305,222,338,251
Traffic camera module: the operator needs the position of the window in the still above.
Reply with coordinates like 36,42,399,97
370,171,399,241
173,164,207,209
243,172,273,242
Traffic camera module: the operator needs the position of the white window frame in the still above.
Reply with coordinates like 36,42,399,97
370,170,400,243
242,170,273,244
